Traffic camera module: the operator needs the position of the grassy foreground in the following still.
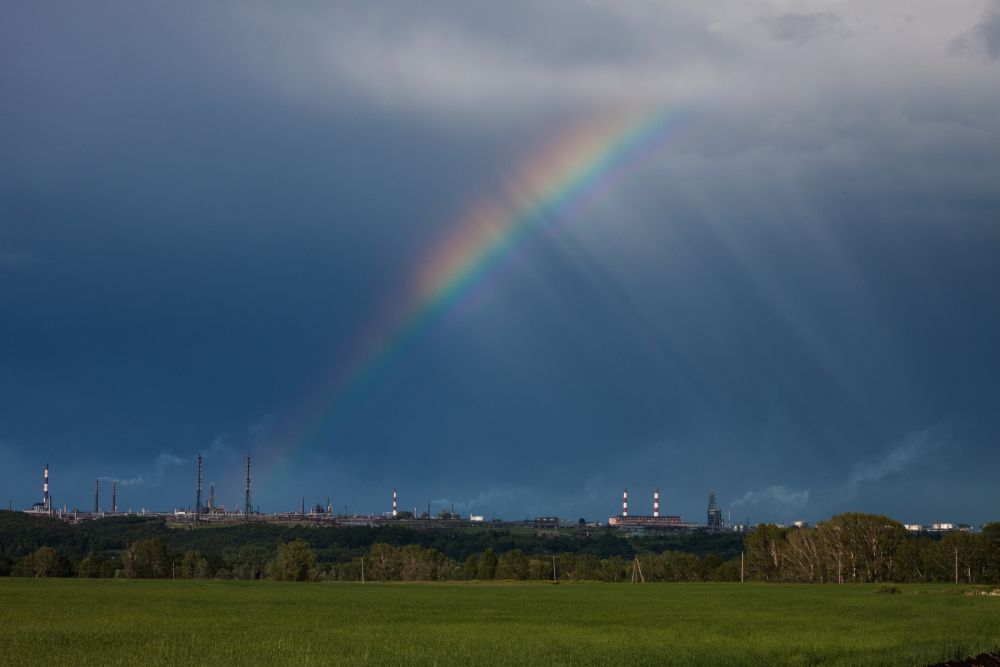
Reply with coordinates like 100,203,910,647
0,580,997,666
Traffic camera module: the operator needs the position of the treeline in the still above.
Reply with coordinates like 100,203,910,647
745,513,1000,584
0,511,742,570
4,511,1000,584
2,538,744,582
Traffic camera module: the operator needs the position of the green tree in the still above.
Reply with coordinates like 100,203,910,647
574,554,601,581
78,554,105,578
601,555,625,582
179,550,210,579
367,543,398,581
827,513,906,583
744,524,788,582
269,539,317,581
462,554,479,580
982,523,1000,584
122,538,170,578
496,549,529,580
477,548,498,580
13,546,63,578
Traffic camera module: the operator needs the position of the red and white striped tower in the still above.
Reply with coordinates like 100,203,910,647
43,463,50,513
653,488,660,518
392,488,398,518
622,488,628,517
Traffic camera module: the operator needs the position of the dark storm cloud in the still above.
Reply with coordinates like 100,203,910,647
2,2,999,524
951,0,1000,60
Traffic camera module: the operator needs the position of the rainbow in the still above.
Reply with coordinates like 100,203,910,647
266,107,692,473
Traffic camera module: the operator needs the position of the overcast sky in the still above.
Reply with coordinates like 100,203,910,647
2,1,999,524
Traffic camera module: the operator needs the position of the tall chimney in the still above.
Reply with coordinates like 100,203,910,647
43,463,50,513
244,453,252,520
623,488,628,517
653,488,660,518
208,482,215,512
392,488,398,518
95,478,100,513
195,453,203,523
112,481,117,513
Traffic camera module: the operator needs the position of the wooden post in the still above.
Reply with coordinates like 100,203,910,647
361,557,365,583
552,555,557,582
954,548,958,585
740,551,744,583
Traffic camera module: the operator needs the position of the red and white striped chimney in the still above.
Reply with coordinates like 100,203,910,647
622,488,628,517
392,488,398,518
43,463,50,512
653,488,660,517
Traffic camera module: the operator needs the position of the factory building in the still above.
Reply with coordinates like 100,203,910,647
608,488,689,529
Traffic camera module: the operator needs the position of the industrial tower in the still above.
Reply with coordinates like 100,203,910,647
244,453,252,520
707,490,722,530
195,453,203,523
43,463,50,513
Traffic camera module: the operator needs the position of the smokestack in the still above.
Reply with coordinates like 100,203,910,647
43,463,50,513
653,488,659,518
623,488,628,517
244,454,252,520
112,481,117,513
209,482,215,512
195,453,203,523
392,488,398,518
301,496,305,517
95,478,100,513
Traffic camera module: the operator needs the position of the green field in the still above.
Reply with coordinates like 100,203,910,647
1,580,997,666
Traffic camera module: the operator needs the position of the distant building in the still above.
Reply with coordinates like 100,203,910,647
707,491,722,530
608,515,685,528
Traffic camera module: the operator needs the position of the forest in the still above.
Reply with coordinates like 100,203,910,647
1,510,998,584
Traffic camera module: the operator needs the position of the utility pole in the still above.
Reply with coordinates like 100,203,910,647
741,551,745,583
360,557,365,583
552,555,557,582
954,547,959,585
631,555,645,583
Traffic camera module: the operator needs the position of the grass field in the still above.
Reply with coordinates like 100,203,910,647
1,580,997,666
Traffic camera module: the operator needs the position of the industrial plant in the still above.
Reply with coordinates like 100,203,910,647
13,460,978,534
